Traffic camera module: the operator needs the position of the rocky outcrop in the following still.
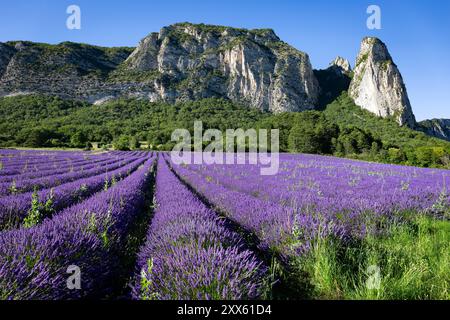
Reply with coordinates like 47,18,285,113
122,23,319,112
419,119,450,141
0,23,319,113
349,37,416,127
0,41,134,102
314,56,352,109
0,43,16,90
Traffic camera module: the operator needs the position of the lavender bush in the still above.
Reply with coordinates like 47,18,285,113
132,157,266,300
0,155,155,299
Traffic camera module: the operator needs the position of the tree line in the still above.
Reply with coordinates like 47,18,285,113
0,94,449,169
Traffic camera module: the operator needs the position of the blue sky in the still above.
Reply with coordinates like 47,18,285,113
0,0,449,120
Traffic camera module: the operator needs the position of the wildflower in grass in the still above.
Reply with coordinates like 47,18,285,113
23,188,55,228
140,259,159,300
104,176,110,191
111,174,117,186
23,189,41,228
427,188,449,219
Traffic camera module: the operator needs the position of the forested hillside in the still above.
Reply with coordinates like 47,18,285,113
0,94,449,168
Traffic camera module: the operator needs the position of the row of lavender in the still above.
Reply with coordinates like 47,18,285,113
0,150,268,300
0,155,119,183
167,153,450,258
0,150,142,177
184,153,449,215
0,152,156,299
0,156,148,230
0,152,144,195
0,150,101,170
0,151,151,231
165,154,300,258
0,150,89,170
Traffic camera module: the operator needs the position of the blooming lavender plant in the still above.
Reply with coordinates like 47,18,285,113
0,155,155,300
0,155,143,196
168,152,449,256
132,157,266,300
0,156,149,231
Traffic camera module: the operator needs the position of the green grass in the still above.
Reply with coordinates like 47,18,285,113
292,214,450,300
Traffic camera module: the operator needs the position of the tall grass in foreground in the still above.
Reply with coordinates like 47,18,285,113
293,214,449,300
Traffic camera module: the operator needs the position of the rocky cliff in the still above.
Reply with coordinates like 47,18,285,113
349,37,416,127
419,119,450,141
0,43,16,87
329,56,352,75
0,23,319,113
115,23,320,112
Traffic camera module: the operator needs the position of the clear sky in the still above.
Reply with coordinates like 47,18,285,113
0,0,449,120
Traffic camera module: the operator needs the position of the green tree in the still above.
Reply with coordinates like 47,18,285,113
24,128,54,147
415,146,448,167
70,131,88,148
288,112,338,154
337,127,374,155
130,136,140,150
113,135,131,151
388,148,406,164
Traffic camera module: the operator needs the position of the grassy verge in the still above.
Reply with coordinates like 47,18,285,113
291,214,449,300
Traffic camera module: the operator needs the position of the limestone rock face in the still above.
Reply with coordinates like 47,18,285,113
0,23,319,113
329,56,351,74
349,37,416,127
123,23,319,112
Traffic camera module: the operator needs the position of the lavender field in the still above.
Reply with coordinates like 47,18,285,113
0,150,448,300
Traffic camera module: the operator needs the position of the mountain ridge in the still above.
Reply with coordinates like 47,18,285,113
419,118,450,141
0,22,443,133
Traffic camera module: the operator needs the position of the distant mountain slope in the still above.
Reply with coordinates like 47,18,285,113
419,119,450,141
0,41,133,100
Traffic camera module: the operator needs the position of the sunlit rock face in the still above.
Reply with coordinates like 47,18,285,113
349,37,416,127
124,23,319,112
